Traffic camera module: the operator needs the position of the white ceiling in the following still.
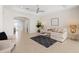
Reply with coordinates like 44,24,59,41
4,5,78,14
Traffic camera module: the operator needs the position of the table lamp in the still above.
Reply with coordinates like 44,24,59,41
70,25,77,33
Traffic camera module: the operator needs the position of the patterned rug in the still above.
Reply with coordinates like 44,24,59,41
31,35,57,48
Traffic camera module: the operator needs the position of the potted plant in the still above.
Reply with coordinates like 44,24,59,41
36,21,43,33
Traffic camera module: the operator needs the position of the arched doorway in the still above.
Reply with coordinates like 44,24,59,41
14,17,29,42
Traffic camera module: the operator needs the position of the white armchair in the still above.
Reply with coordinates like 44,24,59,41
0,36,16,53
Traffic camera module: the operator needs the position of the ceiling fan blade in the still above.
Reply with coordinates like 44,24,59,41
36,8,39,13
25,8,35,12
39,10,45,12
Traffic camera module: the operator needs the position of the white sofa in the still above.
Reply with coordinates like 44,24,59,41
0,36,16,53
49,26,67,42
41,26,68,42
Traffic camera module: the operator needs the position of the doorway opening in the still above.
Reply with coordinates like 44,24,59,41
14,17,29,41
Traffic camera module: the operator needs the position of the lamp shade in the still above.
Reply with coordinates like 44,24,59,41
70,25,77,33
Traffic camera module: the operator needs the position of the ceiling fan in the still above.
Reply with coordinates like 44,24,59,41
25,5,45,14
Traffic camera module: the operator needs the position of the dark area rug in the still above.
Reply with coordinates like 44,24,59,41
31,35,57,48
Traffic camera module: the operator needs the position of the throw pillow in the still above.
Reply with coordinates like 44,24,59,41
0,32,8,40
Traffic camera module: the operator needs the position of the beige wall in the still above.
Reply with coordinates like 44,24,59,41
0,6,3,32
3,6,79,35
3,8,32,36
39,6,79,33
3,7,39,36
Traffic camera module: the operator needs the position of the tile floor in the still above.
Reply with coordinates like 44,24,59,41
13,32,79,53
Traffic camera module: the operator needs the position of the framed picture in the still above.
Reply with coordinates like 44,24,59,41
51,17,59,26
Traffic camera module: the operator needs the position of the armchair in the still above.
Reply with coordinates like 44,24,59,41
0,36,16,53
0,32,16,53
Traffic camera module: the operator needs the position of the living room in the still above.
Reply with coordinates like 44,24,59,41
0,5,79,52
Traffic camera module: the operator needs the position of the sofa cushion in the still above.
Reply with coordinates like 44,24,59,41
0,32,8,40
51,32,63,37
57,28,63,33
